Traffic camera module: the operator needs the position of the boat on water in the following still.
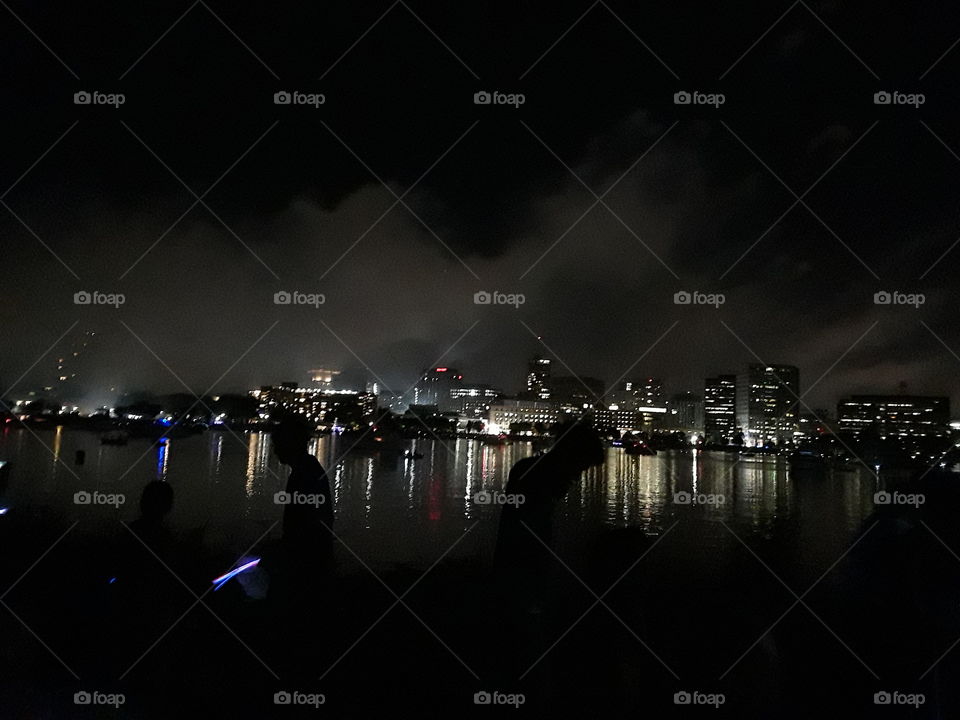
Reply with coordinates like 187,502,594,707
624,441,656,456
789,447,825,468
405,450,424,460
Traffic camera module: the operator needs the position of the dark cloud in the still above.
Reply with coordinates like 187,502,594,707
3,0,960,413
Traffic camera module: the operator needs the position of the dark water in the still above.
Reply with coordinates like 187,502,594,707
5,426,949,718
0,426,879,575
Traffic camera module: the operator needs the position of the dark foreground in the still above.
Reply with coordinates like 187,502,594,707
2,471,959,719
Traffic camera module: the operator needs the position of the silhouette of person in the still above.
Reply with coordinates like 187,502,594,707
109,481,178,678
271,415,334,556
491,420,604,697
129,480,174,545
494,420,604,575
265,416,335,679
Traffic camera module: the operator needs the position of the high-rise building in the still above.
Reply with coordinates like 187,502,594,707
450,383,501,417
837,395,950,438
704,375,736,442
550,375,603,414
666,392,703,431
604,377,666,429
250,383,376,428
526,355,552,400
413,367,462,411
487,399,558,435
736,364,800,446
607,378,663,411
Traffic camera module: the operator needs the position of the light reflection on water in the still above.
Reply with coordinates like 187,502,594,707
0,428,879,571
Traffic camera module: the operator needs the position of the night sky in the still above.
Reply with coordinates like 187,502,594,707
3,1,960,411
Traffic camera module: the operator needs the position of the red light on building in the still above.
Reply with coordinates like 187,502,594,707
435,367,448,372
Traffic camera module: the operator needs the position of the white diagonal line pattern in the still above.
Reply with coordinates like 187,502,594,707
718,519,880,680
318,521,481,680
519,120,679,279
518,520,680,680
318,121,479,281
119,120,280,279
719,120,879,280
118,520,280,679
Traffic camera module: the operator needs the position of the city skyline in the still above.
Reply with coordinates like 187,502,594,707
4,3,960,422
5,329,957,424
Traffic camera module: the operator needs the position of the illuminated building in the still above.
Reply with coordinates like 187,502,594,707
486,400,558,435
594,405,666,432
250,382,376,428
450,383,501,417
526,355,552,400
413,367,463,411
837,395,950,438
550,375,604,415
665,392,703,431
735,365,799,446
607,378,663,426
309,368,341,390
704,375,736,442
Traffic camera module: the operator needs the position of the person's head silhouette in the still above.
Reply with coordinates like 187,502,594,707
550,420,605,473
271,415,313,465
139,480,173,524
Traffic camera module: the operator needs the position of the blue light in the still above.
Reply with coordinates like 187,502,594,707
156,441,167,478
211,558,261,591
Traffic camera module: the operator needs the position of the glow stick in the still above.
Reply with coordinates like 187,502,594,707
212,558,260,591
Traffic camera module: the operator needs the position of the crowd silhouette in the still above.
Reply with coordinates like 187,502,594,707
1,416,957,718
